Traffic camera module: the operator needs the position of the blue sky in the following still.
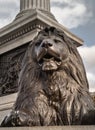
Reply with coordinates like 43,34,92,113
0,0,95,92
51,0,95,46
71,24,95,46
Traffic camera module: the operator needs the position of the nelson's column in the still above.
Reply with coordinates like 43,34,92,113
0,0,83,124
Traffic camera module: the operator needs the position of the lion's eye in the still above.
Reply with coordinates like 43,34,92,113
43,34,48,36
54,39,62,43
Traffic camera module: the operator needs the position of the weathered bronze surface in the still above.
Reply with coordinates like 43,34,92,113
1,27,95,126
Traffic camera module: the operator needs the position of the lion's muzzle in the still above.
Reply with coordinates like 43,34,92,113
35,38,62,71
41,39,53,48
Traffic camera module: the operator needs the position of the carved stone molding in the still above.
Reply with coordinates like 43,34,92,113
0,22,46,46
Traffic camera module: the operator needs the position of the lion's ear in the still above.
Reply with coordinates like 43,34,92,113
41,27,56,34
44,27,50,32
50,27,56,32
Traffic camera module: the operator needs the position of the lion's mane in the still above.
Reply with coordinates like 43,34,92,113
1,27,95,126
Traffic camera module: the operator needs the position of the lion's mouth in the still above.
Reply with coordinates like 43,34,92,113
36,47,62,71
38,53,61,65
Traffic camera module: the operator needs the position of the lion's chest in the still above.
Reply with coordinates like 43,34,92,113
41,71,67,102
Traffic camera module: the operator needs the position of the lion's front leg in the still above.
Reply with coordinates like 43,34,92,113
1,110,41,127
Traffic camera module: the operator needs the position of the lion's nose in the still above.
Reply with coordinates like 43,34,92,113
41,41,52,48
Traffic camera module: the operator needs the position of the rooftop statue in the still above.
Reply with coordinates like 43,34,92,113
1,27,95,126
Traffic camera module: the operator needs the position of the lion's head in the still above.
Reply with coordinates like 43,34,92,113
1,27,95,127
32,27,68,71
30,27,89,89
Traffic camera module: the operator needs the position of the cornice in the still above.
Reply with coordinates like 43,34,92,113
0,21,46,46
0,10,83,48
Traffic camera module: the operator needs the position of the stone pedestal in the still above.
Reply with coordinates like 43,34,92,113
0,93,17,124
0,126,95,130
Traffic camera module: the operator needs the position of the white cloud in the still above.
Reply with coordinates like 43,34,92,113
51,0,93,29
0,0,19,28
78,46,95,72
0,0,93,29
87,73,95,92
78,46,95,92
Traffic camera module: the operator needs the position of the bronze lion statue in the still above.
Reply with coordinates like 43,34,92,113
1,27,95,126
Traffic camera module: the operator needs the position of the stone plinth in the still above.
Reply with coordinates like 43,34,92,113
0,126,95,130
0,10,83,55
0,93,17,124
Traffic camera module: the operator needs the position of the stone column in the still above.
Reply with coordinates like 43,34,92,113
20,0,50,12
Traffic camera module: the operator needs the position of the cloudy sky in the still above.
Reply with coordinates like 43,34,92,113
0,0,95,92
